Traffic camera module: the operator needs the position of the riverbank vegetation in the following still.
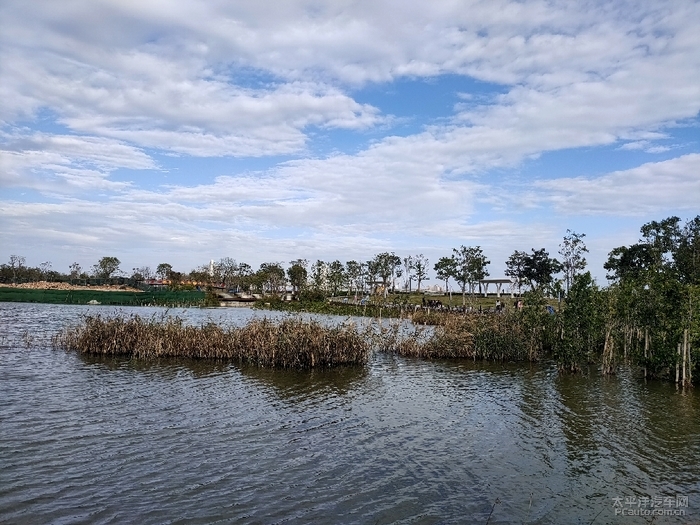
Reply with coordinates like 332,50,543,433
13,215,700,384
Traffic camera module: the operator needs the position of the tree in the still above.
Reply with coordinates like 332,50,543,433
559,230,588,295
287,259,308,293
233,262,253,292
69,262,82,280
310,260,327,292
413,254,430,293
131,266,152,281
93,257,121,279
216,257,238,288
522,249,561,293
9,255,26,282
403,256,414,292
327,260,347,296
451,246,490,306
505,250,528,295
676,216,700,285
345,260,364,299
156,263,173,281
554,271,606,373
39,261,52,280
368,252,402,297
434,256,455,295
257,262,285,294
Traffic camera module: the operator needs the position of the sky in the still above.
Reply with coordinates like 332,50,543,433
1,0,699,283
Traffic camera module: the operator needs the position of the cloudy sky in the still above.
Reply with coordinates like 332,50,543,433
1,0,698,281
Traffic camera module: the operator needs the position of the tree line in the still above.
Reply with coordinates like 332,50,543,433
1,240,579,304
2,215,698,382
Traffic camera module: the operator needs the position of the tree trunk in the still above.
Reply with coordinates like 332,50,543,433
682,330,687,386
644,328,649,379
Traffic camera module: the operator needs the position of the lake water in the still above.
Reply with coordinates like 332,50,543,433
1,302,699,524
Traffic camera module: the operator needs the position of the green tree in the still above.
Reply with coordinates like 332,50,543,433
310,260,327,293
156,263,173,280
505,250,528,295
522,249,561,293
604,216,698,381
257,262,285,294
93,257,121,279
287,259,308,293
451,246,490,306
434,256,455,295
327,260,347,296
674,216,700,285
233,262,253,292
368,252,402,297
554,272,606,372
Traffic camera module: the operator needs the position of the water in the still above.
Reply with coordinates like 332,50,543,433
1,303,699,524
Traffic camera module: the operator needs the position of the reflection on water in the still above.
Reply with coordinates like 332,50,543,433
1,302,700,524
238,364,369,402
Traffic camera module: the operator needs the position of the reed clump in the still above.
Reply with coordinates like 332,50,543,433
386,312,538,361
52,314,370,369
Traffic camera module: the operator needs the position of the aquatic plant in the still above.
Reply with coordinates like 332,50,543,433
52,314,370,369
382,311,540,362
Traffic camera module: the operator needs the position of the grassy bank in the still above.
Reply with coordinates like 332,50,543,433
0,287,206,307
52,314,370,369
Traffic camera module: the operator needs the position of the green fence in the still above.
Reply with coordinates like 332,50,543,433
0,288,206,307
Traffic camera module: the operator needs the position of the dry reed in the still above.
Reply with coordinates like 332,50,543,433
52,314,370,369
383,312,537,361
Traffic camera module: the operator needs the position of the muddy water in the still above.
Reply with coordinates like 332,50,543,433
1,303,698,524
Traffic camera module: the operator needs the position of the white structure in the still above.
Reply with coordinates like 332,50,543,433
479,278,514,298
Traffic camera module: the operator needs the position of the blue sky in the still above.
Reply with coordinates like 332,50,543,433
1,0,699,285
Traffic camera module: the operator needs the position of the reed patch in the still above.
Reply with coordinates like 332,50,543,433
52,314,370,369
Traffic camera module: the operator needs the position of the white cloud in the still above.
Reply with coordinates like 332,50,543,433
3,0,699,161
0,132,155,192
1,0,699,279
534,153,700,215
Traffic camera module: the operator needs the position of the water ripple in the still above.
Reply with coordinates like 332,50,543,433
1,303,700,523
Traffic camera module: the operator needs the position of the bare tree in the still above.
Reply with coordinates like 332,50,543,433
413,254,430,293
39,261,52,280
345,260,365,299
9,255,26,282
69,262,82,280
559,230,588,294
403,256,414,292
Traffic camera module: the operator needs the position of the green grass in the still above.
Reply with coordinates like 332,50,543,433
0,287,206,307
